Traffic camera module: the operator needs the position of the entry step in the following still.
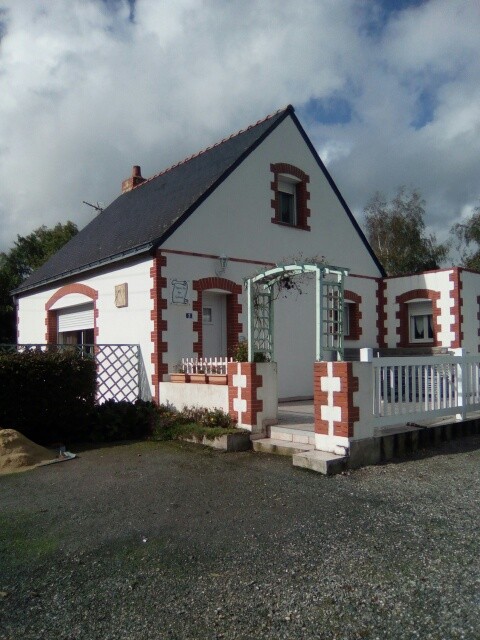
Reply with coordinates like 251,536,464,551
269,426,315,446
252,439,314,456
292,450,346,476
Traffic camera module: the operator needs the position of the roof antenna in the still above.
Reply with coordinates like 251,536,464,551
83,201,104,214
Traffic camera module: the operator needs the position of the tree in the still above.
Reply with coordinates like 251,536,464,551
364,187,449,276
0,222,78,343
451,203,480,271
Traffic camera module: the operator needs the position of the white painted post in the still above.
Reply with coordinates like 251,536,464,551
452,348,467,420
360,348,373,362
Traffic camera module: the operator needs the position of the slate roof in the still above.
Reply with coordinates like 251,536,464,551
15,106,293,294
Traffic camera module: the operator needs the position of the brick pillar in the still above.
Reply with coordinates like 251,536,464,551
314,361,359,452
227,362,263,432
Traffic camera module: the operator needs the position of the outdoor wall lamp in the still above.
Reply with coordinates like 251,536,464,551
217,254,228,274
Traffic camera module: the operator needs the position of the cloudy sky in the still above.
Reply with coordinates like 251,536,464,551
0,0,479,261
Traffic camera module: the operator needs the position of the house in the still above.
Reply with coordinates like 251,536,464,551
14,105,386,401
14,105,480,466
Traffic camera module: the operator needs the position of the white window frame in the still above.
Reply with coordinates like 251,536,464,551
278,176,298,226
408,300,434,343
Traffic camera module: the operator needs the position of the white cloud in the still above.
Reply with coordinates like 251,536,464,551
0,0,479,265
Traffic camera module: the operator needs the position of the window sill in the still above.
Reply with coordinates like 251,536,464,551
271,218,311,231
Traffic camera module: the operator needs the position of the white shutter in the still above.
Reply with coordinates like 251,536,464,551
58,303,94,332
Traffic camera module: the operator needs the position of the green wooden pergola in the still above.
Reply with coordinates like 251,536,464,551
245,262,350,363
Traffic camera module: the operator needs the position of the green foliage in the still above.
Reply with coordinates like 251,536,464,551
151,405,238,441
0,349,96,444
0,221,78,342
230,341,269,362
91,400,159,442
451,204,480,271
364,187,449,276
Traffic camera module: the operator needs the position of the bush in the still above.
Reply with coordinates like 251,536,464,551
151,405,238,441
0,349,96,444
91,399,159,442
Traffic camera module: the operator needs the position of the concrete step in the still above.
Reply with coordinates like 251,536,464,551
292,450,347,476
253,438,314,456
269,426,315,446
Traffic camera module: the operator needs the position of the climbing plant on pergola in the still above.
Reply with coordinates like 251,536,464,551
245,262,350,363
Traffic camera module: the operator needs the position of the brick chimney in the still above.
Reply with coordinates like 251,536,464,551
122,165,146,193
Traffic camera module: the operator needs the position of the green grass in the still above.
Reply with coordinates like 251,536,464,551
0,513,59,568
168,422,243,441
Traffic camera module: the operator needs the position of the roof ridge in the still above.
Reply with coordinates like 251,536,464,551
131,105,293,191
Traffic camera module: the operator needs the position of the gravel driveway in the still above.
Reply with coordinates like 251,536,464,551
1,437,479,640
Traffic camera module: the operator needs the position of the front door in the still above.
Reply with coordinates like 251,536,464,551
202,292,227,357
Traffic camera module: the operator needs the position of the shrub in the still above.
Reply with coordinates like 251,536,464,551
91,399,159,442
0,349,96,444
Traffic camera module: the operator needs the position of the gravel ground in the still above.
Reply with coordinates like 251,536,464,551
0,437,479,640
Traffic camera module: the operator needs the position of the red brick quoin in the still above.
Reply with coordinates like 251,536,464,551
45,283,99,344
449,268,463,349
314,362,359,439
395,289,441,348
192,277,243,358
376,278,387,348
151,251,168,403
270,163,311,231
227,362,263,429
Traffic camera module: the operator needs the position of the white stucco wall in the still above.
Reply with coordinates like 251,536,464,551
17,257,155,396
460,269,480,354
383,271,455,348
162,115,382,277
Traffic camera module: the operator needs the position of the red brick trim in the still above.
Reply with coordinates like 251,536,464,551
395,289,441,348
449,267,463,349
44,283,99,344
344,290,362,340
227,362,263,428
313,362,328,435
313,362,359,439
161,248,275,268
270,163,311,231
150,252,168,403
192,277,243,358
376,279,387,348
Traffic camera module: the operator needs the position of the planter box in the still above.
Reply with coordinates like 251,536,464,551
169,373,190,383
182,431,251,451
207,374,228,385
189,373,207,384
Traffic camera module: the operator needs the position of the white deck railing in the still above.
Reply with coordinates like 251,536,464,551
181,357,233,375
370,350,480,425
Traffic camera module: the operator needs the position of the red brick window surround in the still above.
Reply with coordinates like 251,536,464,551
395,289,441,348
270,163,311,231
344,290,362,341
192,277,243,358
45,283,99,344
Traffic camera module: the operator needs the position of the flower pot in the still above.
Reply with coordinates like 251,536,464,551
207,374,228,385
170,373,190,383
189,373,207,384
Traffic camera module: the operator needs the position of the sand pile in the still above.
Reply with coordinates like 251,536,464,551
0,429,58,475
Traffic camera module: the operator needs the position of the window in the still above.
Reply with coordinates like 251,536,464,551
409,301,434,343
343,302,351,338
279,179,297,225
202,307,213,324
270,163,311,230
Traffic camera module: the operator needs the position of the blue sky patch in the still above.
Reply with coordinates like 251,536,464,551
299,97,353,126
410,88,437,129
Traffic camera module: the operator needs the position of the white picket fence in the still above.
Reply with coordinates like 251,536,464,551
181,357,233,375
369,350,480,425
